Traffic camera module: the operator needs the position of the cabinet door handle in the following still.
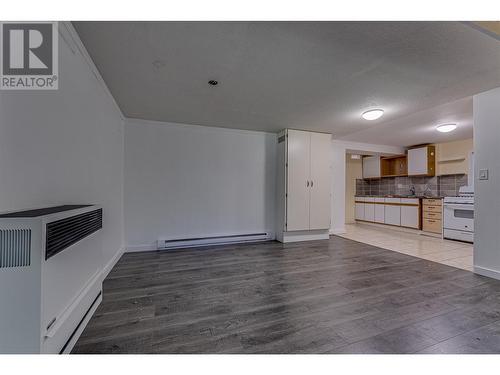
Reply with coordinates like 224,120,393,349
306,181,310,187
311,180,314,187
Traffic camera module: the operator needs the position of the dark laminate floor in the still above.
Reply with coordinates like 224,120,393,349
72,236,500,354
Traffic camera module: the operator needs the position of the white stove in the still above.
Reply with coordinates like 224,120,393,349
443,186,474,243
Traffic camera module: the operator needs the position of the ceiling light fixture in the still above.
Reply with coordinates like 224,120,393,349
362,109,384,121
436,123,457,133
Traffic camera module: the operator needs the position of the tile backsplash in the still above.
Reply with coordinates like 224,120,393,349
355,174,468,197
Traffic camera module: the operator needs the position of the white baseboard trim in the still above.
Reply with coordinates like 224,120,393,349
330,227,346,235
126,244,157,253
278,230,330,243
101,246,125,278
473,265,500,280
61,293,102,354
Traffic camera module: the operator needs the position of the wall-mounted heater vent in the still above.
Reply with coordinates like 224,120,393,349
0,205,103,353
158,232,271,250
0,229,31,268
46,208,102,260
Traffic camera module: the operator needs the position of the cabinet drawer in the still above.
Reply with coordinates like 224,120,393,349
423,211,442,220
423,198,442,206
423,218,442,234
401,198,419,205
384,197,401,204
423,205,442,212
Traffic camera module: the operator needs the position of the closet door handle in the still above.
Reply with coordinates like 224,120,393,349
311,180,314,187
306,181,310,187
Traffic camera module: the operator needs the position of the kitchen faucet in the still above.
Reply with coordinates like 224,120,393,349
410,185,416,196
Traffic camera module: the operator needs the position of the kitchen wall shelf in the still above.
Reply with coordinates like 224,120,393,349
438,157,466,163
380,154,408,178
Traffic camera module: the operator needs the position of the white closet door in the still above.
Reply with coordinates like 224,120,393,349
286,130,311,231
309,132,331,230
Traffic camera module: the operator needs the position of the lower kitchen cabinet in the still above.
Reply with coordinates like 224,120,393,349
355,196,420,230
423,218,442,233
364,197,375,222
400,198,420,228
355,199,364,220
374,198,385,223
384,198,401,226
422,198,442,234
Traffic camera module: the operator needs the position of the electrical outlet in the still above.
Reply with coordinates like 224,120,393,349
479,169,489,180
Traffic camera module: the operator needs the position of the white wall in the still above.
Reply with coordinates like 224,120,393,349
124,120,401,247
435,138,474,176
331,145,347,234
124,119,276,250
0,23,124,271
345,156,362,224
473,87,500,280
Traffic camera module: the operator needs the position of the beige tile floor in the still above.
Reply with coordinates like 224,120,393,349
338,223,473,271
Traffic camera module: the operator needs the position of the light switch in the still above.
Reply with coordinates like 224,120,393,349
479,169,489,180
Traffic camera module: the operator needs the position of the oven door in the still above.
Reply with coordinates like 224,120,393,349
443,203,474,232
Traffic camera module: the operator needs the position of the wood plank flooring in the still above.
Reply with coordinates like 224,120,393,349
72,236,500,354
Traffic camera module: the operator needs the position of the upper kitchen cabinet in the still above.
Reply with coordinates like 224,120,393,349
362,156,381,179
380,154,408,177
408,145,436,176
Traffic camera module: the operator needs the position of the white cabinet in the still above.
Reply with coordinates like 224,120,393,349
286,129,311,231
408,146,435,176
364,197,375,222
400,198,420,228
374,197,385,223
355,197,365,221
384,198,401,226
276,129,332,242
309,132,333,230
362,156,381,179
355,196,420,229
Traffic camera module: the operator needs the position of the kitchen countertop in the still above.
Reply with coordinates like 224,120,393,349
355,195,444,199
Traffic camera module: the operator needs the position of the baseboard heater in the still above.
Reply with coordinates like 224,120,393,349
157,232,271,250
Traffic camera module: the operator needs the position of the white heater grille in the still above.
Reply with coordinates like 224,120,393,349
0,229,31,268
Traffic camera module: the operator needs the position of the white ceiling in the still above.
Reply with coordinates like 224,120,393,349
340,96,473,146
73,21,500,146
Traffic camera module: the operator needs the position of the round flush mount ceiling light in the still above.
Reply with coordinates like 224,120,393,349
436,123,457,133
362,109,384,121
